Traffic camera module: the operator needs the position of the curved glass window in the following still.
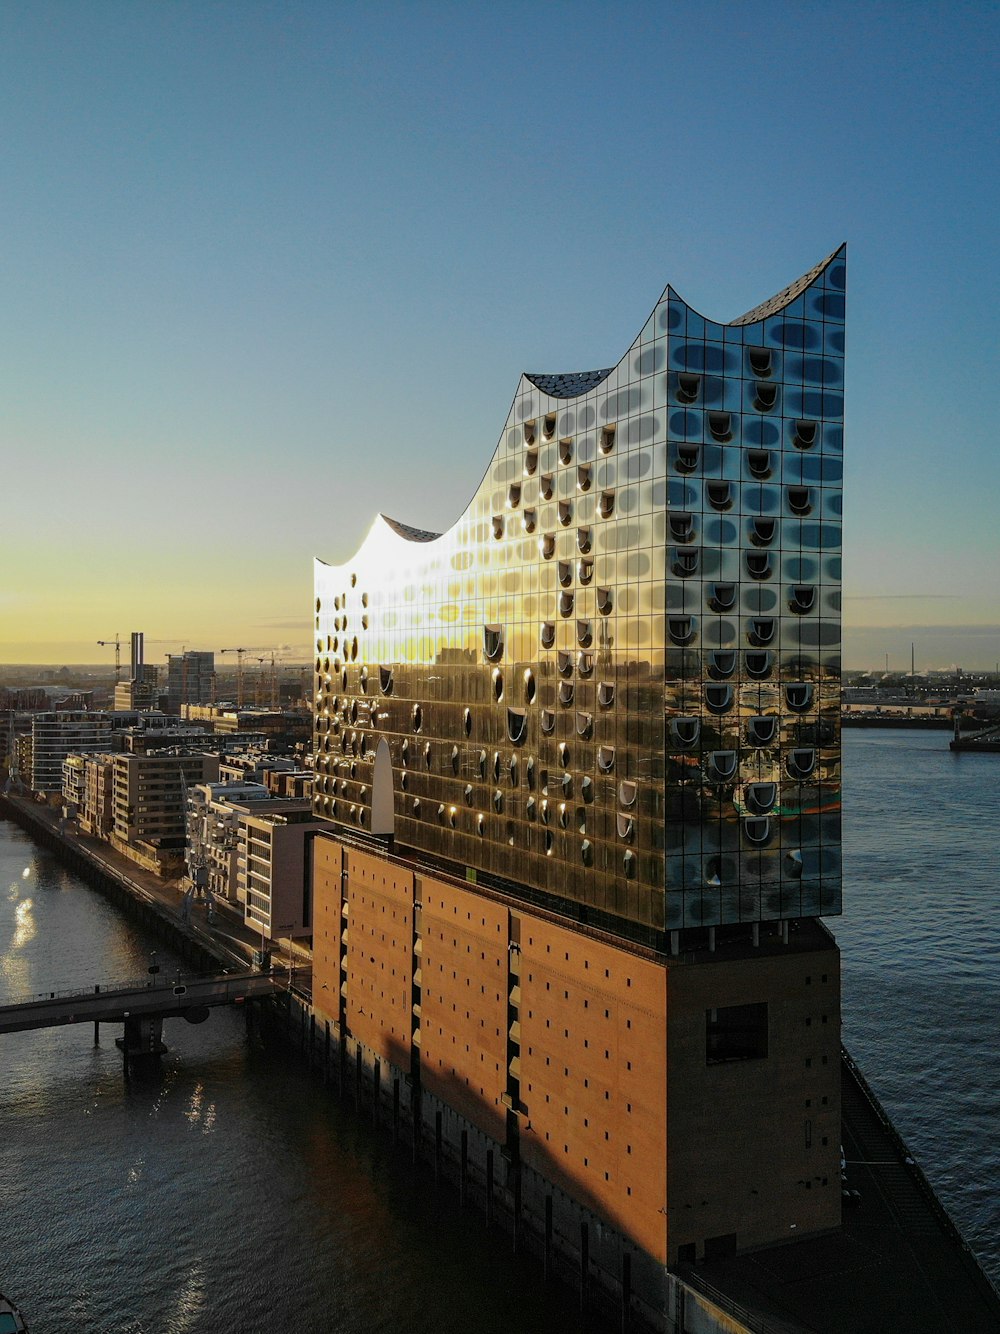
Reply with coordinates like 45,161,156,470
599,489,615,518
793,420,818,449
668,616,695,646
709,584,736,613
597,587,613,614
747,715,778,746
788,486,812,515
463,707,473,736
708,751,738,781
617,813,634,841
558,560,573,587
558,680,574,706
597,746,616,773
540,710,555,735
751,516,777,546
581,775,594,802
669,511,694,542
581,839,593,866
748,346,772,376
541,533,555,559
672,548,700,578
745,781,777,814
577,651,594,677
746,551,772,580
708,411,732,442
492,668,504,701
578,558,594,584
559,435,572,462
785,683,814,712
483,624,504,661
705,684,734,713
577,465,592,492
559,591,574,617
677,372,700,403
523,420,536,445
577,526,592,553
523,668,536,703
753,383,778,412
748,449,771,479
379,665,393,695
577,619,593,646
749,618,776,646
598,681,616,708
707,480,732,511
743,816,771,845
623,850,637,878
744,650,773,679
540,474,554,500
676,443,700,473
412,704,423,732
600,425,616,453
492,515,504,540
508,482,521,508
789,585,816,614
522,507,537,533
543,413,557,441
524,447,538,476
558,499,573,526
708,649,736,678
618,781,638,808
540,621,555,648
507,708,527,744
557,650,573,677
670,716,700,746
576,711,593,739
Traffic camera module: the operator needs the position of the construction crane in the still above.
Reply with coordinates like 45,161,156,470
219,647,281,710
96,635,122,683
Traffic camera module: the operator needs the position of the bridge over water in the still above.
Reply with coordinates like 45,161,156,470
0,970,284,1061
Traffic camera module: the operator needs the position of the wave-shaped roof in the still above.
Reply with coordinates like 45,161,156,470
728,245,844,325
523,368,615,398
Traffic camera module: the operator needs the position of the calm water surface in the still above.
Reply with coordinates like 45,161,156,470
1,728,998,1330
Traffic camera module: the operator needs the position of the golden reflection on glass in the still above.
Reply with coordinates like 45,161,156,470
315,249,845,945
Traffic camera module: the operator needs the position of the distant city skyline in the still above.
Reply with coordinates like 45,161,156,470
2,2,997,668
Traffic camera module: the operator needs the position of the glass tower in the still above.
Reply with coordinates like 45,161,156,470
314,246,844,949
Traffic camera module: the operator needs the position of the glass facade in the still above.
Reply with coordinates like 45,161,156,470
314,247,844,948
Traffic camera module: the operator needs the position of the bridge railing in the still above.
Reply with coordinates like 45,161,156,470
0,969,267,1010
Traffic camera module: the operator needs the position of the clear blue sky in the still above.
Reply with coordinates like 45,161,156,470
2,0,997,669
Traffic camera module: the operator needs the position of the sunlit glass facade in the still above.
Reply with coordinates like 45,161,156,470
314,247,845,948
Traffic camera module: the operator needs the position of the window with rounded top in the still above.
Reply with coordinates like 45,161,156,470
423,740,433,769
450,744,460,775
559,591,574,617
544,413,557,441
558,803,569,829
525,756,535,788
676,372,700,404
785,683,814,712
746,551,772,580
578,558,594,585
599,489,615,518
745,650,773,679
749,618,776,646
478,749,488,779
492,668,504,701
748,346,772,377
577,465,592,492
507,708,528,745
618,781,637,808
746,782,777,814
558,680,574,705
522,507,537,533
540,622,556,649
508,482,521,508
709,584,736,613
670,716,700,747
787,748,816,779
581,839,593,866
581,775,594,802
523,668,536,703
524,447,538,476
576,711,593,739
753,383,778,412
669,511,694,542
788,486,812,515
744,816,771,846
493,789,504,814
401,739,410,767
558,499,573,526
748,449,771,479
412,798,421,817
598,745,616,773
463,707,473,736
676,443,700,474
793,420,818,449
789,585,816,614
558,560,573,587
600,425,616,453
412,704,422,732
379,665,393,695
668,616,695,646
598,681,615,708
483,624,504,661
597,587,613,614
707,480,732,511
540,474,554,500
464,784,474,806
509,754,519,786
623,849,636,878
708,412,732,442
492,515,504,539
477,813,485,836
558,741,570,766
617,813,634,841
541,710,555,735
523,420,536,445
577,651,594,677
577,526,592,554
577,619,593,647
545,829,555,855
526,795,536,820
492,750,502,782
708,750,738,781
557,650,573,677
541,533,556,559
559,436,572,463
747,715,778,746
540,800,550,826
705,683,734,714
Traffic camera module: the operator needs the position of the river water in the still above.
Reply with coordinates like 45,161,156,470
1,728,998,1330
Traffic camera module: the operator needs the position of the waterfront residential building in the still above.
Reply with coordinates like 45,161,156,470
309,248,846,1324
110,750,220,873
185,780,272,901
31,712,117,793
235,799,318,940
